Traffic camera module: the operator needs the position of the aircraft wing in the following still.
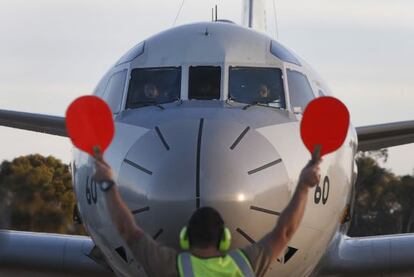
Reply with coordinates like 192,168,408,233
0,109,67,137
356,120,414,151
316,232,414,276
0,230,114,276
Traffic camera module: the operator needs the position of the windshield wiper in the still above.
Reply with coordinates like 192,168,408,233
242,101,260,110
225,97,235,107
172,97,183,106
132,101,165,110
243,102,280,110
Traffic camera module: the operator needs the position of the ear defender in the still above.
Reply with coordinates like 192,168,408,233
219,227,231,252
179,226,232,251
180,226,190,250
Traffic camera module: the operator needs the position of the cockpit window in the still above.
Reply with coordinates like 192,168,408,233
229,67,286,108
189,66,221,100
270,40,301,66
287,69,315,111
102,69,127,114
126,67,181,109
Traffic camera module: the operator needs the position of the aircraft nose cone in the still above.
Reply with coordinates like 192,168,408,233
199,119,290,247
118,118,290,248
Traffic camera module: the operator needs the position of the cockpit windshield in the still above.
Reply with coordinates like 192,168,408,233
229,67,285,108
126,67,181,109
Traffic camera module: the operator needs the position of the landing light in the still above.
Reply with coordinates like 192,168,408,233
237,194,246,202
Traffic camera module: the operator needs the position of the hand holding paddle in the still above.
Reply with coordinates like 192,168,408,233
298,159,322,188
93,150,115,184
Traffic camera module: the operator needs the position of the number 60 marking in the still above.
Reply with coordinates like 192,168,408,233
85,176,98,205
314,176,330,205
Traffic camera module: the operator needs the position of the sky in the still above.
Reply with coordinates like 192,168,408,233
0,0,413,175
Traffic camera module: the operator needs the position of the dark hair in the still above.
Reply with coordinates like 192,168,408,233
187,207,224,249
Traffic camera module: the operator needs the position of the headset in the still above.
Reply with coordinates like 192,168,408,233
179,226,232,252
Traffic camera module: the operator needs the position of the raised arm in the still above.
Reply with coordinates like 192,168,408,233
268,159,321,261
93,154,144,244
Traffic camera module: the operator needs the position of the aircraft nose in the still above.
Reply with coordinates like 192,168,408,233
118,118,290,248
199,119,290,247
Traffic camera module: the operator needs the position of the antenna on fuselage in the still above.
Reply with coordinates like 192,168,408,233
211,5,218,21
241,0,266,33
172,0,186,26
272,0,279,39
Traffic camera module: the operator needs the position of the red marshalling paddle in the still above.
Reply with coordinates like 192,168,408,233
300,96,350,161
65,96,114,156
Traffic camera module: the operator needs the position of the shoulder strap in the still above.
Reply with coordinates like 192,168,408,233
178,252,194,277
228,250,255,277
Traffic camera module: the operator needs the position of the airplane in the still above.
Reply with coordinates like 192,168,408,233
1,0,414,276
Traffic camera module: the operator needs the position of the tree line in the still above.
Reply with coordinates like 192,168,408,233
0,152,413,236
0,154,86,235
349,150,414,236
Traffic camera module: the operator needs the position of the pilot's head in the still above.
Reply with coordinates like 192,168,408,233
259,84,269,98
144,84,160,99
181,207,230,251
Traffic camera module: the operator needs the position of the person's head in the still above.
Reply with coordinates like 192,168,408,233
144,83,160,99
259,84,269,98
187,207,225,249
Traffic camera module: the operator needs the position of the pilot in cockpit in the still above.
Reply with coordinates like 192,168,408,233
258,84,269,101
144,83,160,100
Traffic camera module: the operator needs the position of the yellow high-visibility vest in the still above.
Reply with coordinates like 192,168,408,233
177,249,255,277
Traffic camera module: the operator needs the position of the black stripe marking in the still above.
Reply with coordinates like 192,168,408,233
236,228,256,244
131,206,150,215
196,118,204,209
153,229,164,240
277,246,298,264
284,247,298,263
115,246,128,262
124,159,153,175
248,159,282,175
155,126,170,151
250,206,281,216
230,127,250,150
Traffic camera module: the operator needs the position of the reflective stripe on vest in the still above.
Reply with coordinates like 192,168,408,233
178,250,255,277
180,252,195,276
